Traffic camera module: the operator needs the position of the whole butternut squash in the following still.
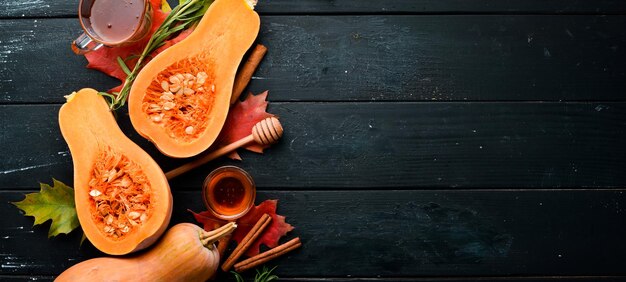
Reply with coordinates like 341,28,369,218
128,0,261,158
56,222,236,281
59,89,172,255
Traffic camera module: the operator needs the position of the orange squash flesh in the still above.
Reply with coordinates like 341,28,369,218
59,89,172,255
129,0,261,158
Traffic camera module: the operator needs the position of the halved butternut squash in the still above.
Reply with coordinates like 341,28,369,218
59,88,172,255
128,0,260,158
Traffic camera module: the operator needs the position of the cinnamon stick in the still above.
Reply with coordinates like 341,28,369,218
221,213,272,271
233,237,302,273
231,44,267,105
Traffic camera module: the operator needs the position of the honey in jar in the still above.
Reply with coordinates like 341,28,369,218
202,166,255,220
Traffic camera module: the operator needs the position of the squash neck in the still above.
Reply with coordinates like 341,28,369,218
200,222,237,249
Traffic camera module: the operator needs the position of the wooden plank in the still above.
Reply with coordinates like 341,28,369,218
2,102,626,189
0,19,120,102
266,278,626,282
2,190,626,277
2,276,625,282
0,276,54,282
1,15,625,103
1,0,625,18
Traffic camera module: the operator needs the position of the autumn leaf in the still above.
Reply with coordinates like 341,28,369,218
153,28,195,54
232,200,294,256
191,200,294,256
161,0,172,12
213,91,275,160
11,179,80,237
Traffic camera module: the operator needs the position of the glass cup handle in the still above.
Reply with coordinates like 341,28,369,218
71,32,103,55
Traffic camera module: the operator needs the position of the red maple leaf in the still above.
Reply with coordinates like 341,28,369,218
190,199,294,257
213,91,275,160
84,0,194,92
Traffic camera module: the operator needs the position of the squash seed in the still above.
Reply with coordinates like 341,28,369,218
128,211,141,219
163,102,176,110
185,126,194,135
169,85,181,93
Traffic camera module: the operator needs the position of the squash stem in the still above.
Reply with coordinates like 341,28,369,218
200,222,237,248
244,0,257,9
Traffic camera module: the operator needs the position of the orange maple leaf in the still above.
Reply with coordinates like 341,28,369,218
212,91,275,160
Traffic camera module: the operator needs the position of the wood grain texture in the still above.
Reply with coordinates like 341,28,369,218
2,190,626,277
1,0,625,18
2,276,626,282
2,102,626,190
1,16,625,103
266,278,626,282
1,0,625,280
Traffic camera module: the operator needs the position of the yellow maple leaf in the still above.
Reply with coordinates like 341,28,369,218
12,179,80,237
161,0,172,12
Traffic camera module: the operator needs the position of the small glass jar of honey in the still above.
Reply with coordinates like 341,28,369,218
202,166,256,220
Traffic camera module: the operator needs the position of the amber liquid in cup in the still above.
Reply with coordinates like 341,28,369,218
73,0,152,54
203,166,256,220
84,0,145,43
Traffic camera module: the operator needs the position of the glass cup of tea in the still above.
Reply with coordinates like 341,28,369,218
72,0,153,55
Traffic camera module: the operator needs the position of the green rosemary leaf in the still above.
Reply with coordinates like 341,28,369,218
117,57,132,76
231,266,278,282
125,54,140,61
231,271,245,282
168,23,190,34
98,91,117,108
255,266,278,282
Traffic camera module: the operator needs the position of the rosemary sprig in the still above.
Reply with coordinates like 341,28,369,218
232,266,279,282
103,0,213,110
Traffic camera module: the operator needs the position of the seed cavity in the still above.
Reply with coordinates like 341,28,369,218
89,147,152,240
142,59,217,142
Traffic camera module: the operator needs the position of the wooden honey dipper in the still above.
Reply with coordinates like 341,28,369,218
165,117,283,180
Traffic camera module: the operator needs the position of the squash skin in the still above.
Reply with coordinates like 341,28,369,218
128,0,261,158
55,223,229,282
59,89,172,255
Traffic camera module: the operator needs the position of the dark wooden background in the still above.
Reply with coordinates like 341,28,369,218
1,0,626,281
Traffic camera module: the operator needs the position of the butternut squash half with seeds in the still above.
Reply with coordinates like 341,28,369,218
128,0,261,158
59,89,172,255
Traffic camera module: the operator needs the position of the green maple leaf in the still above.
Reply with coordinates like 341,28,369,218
12,179,80,237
